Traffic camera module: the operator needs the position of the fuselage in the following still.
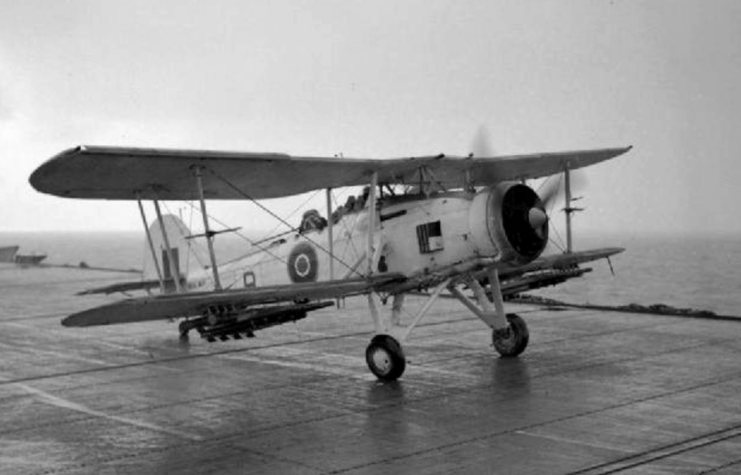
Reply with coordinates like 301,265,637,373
187,183,549,291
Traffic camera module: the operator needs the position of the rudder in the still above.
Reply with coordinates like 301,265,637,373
144,214,209,292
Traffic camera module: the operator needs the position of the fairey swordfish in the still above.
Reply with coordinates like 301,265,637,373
30,144,631,380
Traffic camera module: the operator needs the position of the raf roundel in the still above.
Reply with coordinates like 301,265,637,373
287,242,319,283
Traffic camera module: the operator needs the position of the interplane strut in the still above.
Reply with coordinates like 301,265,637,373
137,194,165,293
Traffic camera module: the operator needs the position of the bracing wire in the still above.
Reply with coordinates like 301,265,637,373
207,168,363,278
181,200,289,266
256,189,323,244
330,189,363,260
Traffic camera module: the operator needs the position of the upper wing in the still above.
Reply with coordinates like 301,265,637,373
30,145,632,200
62,273,404,327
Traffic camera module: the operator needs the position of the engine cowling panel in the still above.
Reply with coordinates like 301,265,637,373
469,183,549,266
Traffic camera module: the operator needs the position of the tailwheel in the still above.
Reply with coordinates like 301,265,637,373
492,313,529,357
178,320,191,341
365,334,406,381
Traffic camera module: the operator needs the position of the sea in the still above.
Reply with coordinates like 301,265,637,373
0,231,739,317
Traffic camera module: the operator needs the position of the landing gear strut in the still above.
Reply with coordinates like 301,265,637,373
449,269,531,358
365,334,406,381
363,283,449,381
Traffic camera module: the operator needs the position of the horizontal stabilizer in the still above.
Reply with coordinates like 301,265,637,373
76,278,185,296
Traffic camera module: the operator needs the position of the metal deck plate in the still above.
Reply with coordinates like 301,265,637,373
1,269,740,474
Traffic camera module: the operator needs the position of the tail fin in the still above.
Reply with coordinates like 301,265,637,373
144,214,210,292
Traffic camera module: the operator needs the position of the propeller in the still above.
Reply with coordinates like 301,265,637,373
469,127,587,243
537,171,587,209
469,124,586,208
530,171,588,241
470,125,494,157
471,126,551,239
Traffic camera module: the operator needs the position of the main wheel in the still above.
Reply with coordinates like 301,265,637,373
492,313,529,357
365,334,406,381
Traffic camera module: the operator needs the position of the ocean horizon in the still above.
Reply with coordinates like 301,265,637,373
0,230,738,316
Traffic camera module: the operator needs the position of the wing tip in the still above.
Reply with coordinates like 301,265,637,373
61,315,79,327
29,145,88,194
61,306,117,327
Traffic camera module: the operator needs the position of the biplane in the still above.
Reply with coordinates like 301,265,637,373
30,144,631,381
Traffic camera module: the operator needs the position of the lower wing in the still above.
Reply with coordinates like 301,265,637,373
63,274,404,327
402,247,624,297
499,247,624,278
495,247,624,295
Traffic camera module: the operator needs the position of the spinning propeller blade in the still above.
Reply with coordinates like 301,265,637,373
470,125,494,157
538,171,587,208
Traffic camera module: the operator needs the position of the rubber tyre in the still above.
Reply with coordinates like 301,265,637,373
492,313,529,357
365,334,406,381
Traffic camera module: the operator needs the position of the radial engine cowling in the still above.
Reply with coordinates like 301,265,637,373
468,183,549,266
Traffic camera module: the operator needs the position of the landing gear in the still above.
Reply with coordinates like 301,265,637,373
363,283,450,381
361,269,531,379
178,320,191,341
365,334,406,381
492,313,529,357
448,270,532,360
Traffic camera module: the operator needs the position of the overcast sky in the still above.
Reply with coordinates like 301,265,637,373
1,0,740,237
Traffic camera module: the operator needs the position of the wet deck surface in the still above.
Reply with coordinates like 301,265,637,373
2,268,741,474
